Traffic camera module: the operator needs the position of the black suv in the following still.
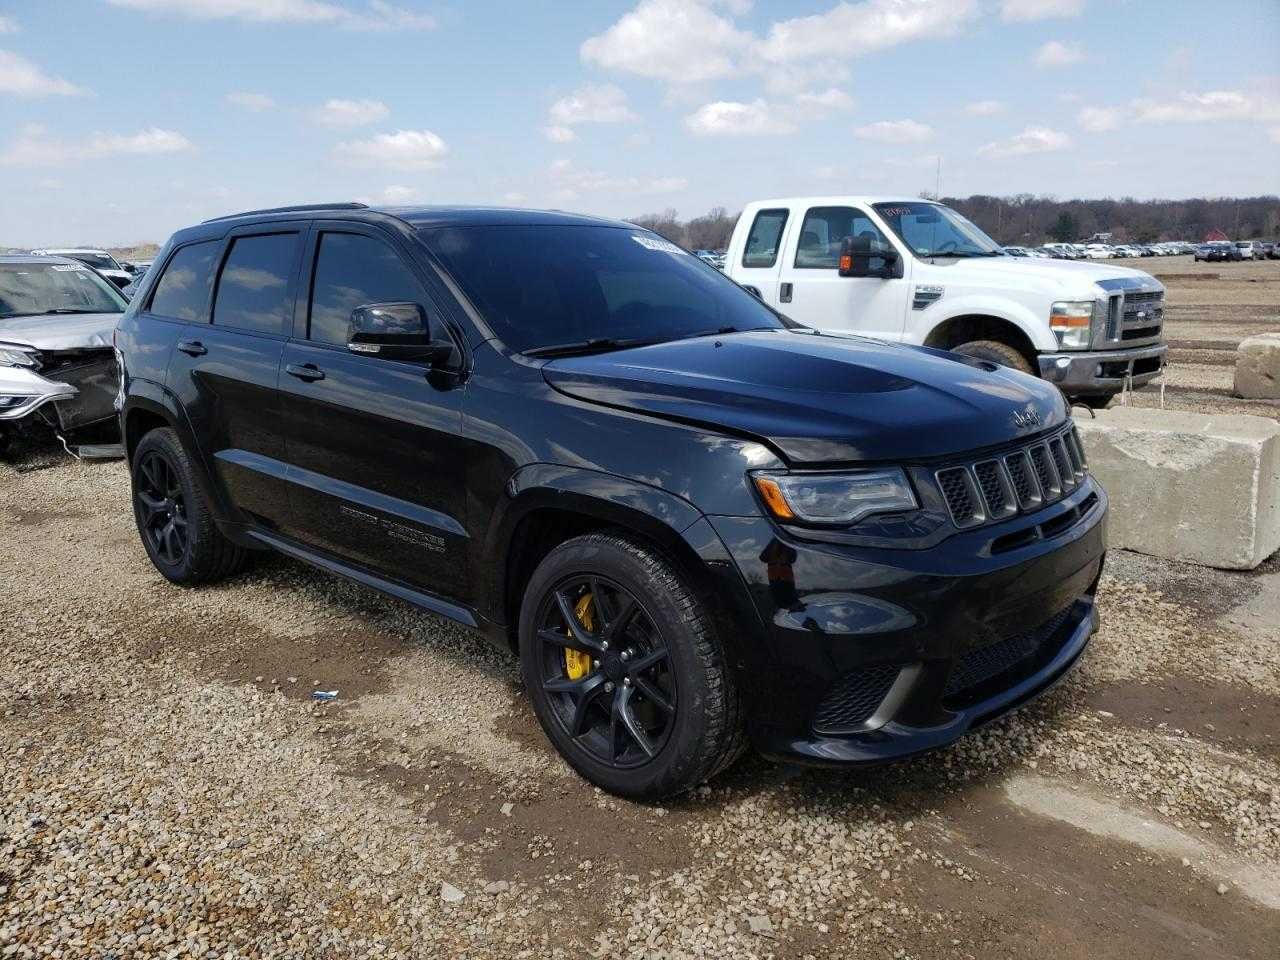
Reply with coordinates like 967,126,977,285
116,204,1106,798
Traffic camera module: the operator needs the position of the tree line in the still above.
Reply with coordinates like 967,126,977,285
630,195,1280,250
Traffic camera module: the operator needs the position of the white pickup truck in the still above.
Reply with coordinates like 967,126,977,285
724,196,1167,405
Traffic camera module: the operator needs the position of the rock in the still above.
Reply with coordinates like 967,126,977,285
1217,883,1230,895
1234,332,1280,399
747,915,774,936
1074,408,1280,569
440,881,465,903
500,802,514,817
483,881,510,895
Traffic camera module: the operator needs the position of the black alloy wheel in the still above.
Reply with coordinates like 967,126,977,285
534,575,677,768
134,449,190,566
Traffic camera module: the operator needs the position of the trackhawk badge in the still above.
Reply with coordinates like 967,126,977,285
1012,408,1042,429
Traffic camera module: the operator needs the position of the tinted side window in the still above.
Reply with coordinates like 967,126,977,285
742,208,789,268
148,240,219,321
795,206,891,269
309,232,424,345
212,234,298,336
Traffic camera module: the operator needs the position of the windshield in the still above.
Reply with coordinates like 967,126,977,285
0,262,128,319
421,224,786,354
57,252,121,271
872,202,1004,258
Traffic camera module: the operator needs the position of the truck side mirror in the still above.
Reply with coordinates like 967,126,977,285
839,235,900,279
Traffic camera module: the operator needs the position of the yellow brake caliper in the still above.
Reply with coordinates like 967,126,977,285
565,593,595,680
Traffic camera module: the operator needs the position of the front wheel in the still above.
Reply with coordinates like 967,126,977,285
519,533,746,799
951,339,1034,374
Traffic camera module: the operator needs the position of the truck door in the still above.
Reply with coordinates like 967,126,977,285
775,205,911,342
731,206,792,310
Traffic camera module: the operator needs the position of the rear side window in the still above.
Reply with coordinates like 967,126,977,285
309,232,424,346
795,207,890,269
148,241,219,322
741,208,789,268
212,234,298,336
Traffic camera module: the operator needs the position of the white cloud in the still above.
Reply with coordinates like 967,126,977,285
964,99,1005,116
103,0,436,30
758,0,978,64
333,129,448,170
1077,106,1119,132
547,158,687,197
0,50,85,97
502,191,527,205
977,126,1071,158
1,125,193,167
1000,0,1085,21
1271,126,1280,145
312,97,390,127
355,184,421,204
792,87,855,114
543,125,577,143
581,0,751,85
1034,40,1083,68
0,15,18,33
1132,89,1276,124
225,91,275,111
548,83,638,127
853,119,933,143
684,99,795,136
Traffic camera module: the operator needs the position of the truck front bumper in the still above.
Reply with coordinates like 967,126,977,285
1038,343,1167,396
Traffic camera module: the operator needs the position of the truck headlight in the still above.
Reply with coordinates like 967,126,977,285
752,469,918,525
0,346,38,369
1050,301,1096,350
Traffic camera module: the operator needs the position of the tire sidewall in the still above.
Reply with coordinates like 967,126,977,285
952,340,1034,375
131,430,203,582
519,537,716,798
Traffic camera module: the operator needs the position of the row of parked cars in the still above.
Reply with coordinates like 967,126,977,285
1193,240,1279,262
1004,241,1200,260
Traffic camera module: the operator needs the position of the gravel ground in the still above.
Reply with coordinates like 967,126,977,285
3,254,1279,957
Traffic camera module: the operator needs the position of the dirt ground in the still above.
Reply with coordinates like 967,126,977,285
2,254,1279,958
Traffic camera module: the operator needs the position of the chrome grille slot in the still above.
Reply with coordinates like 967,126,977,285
935,467,985,528
973,460,1016,519
1066,428,1087,479
1049,438,1076,492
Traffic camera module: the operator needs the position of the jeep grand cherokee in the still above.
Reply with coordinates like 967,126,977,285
116,203,1106,799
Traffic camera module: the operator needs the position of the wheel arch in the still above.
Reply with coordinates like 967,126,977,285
922,312,1043,369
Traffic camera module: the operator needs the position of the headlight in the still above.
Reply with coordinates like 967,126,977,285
1050,301,1096,350
752,468,918,525
0,346,38,368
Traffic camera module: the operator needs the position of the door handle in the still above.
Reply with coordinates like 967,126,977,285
779,282,793,303
286,363,326,383
176,339,207,357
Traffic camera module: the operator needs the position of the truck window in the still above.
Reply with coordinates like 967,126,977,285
742,209,789,268
148,241,220,322
212,234,298,336
794,207,892,269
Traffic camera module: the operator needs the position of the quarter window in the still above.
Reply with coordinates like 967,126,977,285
148,241,220,322
212,234,298,336
308,233,424,346
741,208,789,268
795,207,892,269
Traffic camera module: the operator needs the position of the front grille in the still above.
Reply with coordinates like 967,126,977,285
812,664,901,734
944,606,1075,704
934,425,1090,530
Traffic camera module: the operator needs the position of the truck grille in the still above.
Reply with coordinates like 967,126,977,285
934,426,1088,530
1104,288,1164,345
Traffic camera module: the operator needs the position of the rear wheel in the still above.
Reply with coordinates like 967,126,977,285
131,427,250,584
519,533,746,799
951,339,1034,374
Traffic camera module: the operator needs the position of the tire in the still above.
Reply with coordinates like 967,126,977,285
131,427,250,585
519,532,746,799
1073,393,1116,410
951,339,1035,375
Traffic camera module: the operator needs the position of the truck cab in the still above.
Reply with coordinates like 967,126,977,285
725,197,1167,405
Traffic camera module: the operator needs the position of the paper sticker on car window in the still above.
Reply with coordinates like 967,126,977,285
52,265,89,272
631,235,687,256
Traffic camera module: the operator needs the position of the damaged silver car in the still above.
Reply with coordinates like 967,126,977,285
0,256,125,456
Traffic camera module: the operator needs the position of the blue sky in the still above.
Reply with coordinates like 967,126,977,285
2,0,1278,246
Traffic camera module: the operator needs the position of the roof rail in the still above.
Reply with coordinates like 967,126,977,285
202,202,369,224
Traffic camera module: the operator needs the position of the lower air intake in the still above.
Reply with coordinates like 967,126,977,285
812,664,901,734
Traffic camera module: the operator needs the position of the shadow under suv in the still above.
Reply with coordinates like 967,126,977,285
116,203,1107,798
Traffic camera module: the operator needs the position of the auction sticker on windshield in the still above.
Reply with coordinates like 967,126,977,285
631,235,688,256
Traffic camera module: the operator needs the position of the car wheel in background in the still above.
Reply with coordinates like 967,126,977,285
519,532,746,799
131,427,250,585
951,340,1034,375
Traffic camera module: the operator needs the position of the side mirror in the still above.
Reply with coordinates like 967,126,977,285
838,235,900,279
348,302,455,365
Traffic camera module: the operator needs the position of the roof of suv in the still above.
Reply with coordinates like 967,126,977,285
199,202,631,231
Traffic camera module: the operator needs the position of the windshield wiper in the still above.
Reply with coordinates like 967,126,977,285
523,336,668,359
42,308,113,315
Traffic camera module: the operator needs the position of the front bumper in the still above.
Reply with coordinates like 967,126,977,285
0,357,119,432
1038,343,1167,395
0,366,78,422
707,479,1107,766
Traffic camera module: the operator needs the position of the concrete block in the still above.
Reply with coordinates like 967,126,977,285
1235,332,1280,399
1074,407,1280,570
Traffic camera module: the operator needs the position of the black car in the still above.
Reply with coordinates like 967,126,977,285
115,203,1107,798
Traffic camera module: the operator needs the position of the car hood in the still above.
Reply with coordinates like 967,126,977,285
542,331,1067,464
0,312,121,352
932,255,1161,290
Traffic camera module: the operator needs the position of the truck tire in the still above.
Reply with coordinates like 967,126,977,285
952,340,1034,375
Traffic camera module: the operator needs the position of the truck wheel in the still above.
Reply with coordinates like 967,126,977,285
952,340,1034,375
131,427,250,585
519,532,747,799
